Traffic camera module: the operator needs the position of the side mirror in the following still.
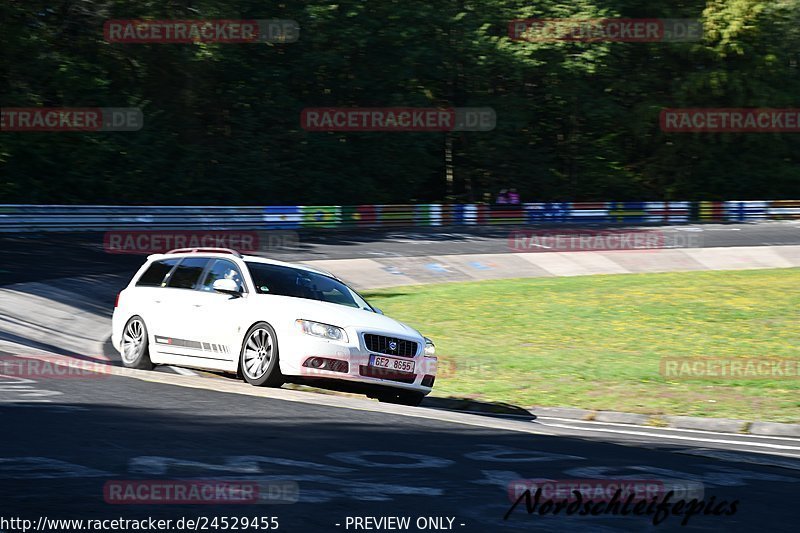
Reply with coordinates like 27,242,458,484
373,307,384,315
213,278,242,296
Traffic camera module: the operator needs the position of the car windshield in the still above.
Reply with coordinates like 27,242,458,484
245,261,373,311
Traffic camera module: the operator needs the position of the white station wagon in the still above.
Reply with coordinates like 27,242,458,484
112,248,437,405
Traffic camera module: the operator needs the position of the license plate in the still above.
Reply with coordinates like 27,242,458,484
369,355,415,374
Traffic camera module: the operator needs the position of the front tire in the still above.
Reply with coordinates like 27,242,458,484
240,322,284,387
120,316,154,370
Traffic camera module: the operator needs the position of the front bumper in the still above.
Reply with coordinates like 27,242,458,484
283,334,437,394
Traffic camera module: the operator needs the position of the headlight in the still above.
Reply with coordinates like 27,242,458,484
296,319,348,342
424,337,435,356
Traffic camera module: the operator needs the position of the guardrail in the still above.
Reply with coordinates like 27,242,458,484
0,201,798,232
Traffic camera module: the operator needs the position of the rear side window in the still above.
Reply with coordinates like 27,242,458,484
136,259,179,287
167,257,210,290
200,259,245,292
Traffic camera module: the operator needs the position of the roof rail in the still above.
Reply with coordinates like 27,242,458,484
166,247,242,258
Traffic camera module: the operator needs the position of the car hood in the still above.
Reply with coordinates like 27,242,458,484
253,294,423,338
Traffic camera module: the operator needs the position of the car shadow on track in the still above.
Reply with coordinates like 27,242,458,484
97,335,535,419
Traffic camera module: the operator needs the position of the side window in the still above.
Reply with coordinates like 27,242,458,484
166,257,210,290
136,259,179,287
200,259,245,292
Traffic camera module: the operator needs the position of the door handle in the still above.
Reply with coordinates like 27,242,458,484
192,304,203,308
154,300,161,304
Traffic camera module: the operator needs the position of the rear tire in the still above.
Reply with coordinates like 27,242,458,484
120,316,154,370
239,322,284,387
377,390,425,407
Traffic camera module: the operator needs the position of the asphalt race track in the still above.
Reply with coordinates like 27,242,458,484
1,223,800,532
1,357,799,532
1,222,799,286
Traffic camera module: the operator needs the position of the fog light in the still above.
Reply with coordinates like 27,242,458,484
302,357,349,373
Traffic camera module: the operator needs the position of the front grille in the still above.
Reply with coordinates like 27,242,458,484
364,334,418,357
359,365,417,384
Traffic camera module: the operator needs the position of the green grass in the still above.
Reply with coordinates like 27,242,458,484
364,269,800,423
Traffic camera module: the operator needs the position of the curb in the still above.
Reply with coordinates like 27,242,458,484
594,411,652,425
529,406,800,437
526,406,593,420
749,421,800,438
663,416,748,433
